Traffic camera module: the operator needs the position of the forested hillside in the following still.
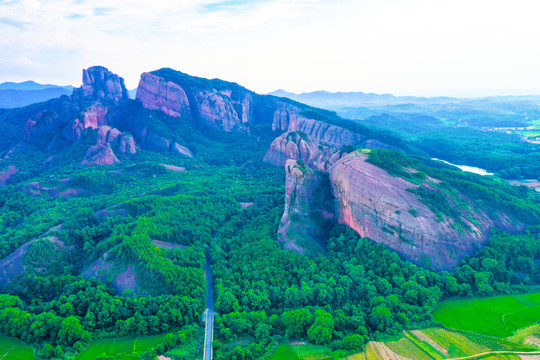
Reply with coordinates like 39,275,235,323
0,67,538,360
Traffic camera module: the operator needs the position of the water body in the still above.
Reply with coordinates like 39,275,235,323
431,158,494,176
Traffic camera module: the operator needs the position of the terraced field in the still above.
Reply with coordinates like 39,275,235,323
346,326,540,360
432,293,540,337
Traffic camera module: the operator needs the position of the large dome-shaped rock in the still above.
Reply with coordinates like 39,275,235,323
329,152,494,270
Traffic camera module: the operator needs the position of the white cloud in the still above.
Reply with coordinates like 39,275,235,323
0,0,539,96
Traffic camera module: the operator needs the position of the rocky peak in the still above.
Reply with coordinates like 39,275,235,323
80,66,129,102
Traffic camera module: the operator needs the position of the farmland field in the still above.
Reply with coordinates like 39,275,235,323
76,333,170,360
432,293,540,337
0,335,38,360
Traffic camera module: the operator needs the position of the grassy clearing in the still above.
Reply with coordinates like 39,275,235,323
163,335,199,359
292,343,335,359
0,335,37,360
433,293,540,337
268,343,299,360
76,333,170,360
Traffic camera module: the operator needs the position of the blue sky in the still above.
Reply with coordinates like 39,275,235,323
1,0,540,96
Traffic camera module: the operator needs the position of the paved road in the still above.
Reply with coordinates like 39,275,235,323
203,250,214,360
203,309,214,360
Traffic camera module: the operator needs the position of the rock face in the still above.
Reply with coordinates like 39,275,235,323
265,125,508,269
197,92,243,131
272,111,361,147
136,72,192,118
136,70,254,132
80,104,109,129
278,160,321,254
264,131,343,171
80,66,129,102
277,159,336,255
329,153,494,270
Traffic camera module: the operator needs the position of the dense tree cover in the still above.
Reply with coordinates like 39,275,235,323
206,150,539,358
0,99,538,360
211,206,539,359
0,111,286,358
416,127,540,180
367,149,540,226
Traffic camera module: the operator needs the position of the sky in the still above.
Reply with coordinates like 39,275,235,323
1,0,540,97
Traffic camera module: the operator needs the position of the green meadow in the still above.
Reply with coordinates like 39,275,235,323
432,292,540,337
268,343,299,360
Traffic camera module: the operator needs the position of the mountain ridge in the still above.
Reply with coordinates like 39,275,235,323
0,66,536,271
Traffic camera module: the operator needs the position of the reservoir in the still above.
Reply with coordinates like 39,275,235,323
431,158,494,176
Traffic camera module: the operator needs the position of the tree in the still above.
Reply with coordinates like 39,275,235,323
341,334,365,351
369,305,392,332
282,308,313,338
307,310,334,344
58,316,89,346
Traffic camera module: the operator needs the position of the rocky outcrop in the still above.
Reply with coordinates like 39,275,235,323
197,92,243,131
82,252,139,295
0,166,18,187
264,131,343,171
329,152,493,270
136,72,192,118
81,103,109,129
62,118,84,142
81,143,120,166
96,125,138,155
171,142,193,158
80,66,129,102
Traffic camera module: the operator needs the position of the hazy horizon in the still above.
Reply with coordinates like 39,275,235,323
1,0,540,98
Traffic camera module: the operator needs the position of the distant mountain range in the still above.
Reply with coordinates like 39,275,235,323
268,89,540,128
0,81,74,108
268,89,540,108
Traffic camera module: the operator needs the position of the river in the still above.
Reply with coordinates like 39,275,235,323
431,158,494,176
